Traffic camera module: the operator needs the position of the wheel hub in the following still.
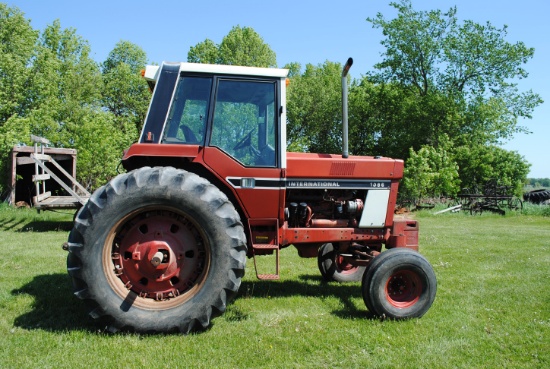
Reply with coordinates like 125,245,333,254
336,255,355,272
385,270,422,308
109,209,208,301
129,240,178,278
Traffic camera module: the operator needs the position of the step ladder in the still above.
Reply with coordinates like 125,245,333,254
252,244,280,280
30,135,91,209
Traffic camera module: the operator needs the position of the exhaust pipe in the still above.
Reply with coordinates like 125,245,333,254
342,57,353,158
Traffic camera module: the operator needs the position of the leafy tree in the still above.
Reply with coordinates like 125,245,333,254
0,4,39,195
0,4,38,124
347,76,465,162
0,9,132,194
33,26,137,186
350,0,542,197
286,61,344,153
27,20,102,146
453,145,530,196
349,79,424,158
527,178,550,188
284,62,302,78
366,0,542,148
402,136,460,200
102,40,147,72
187,39,219,64
73,111,136,189
219,26,276,67
188,26,277,67
101,41,150,132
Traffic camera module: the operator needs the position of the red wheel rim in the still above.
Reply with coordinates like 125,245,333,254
385,270,422,308
336,255,360,275
104,207,210,309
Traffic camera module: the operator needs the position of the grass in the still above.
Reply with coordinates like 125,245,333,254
0,204,548,368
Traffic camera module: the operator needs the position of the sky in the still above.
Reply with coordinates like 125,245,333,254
6,0,550,178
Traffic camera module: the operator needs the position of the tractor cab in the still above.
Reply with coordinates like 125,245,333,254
132,62,288,169
123,62,289,222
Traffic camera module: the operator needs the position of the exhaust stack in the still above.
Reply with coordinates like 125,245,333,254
342,57,353,158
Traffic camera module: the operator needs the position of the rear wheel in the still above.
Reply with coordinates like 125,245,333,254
361,248,436,319
67,167,247,333
318,243,366,282
523,189,550,204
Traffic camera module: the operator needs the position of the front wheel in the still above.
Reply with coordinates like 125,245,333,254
317,243,366,282
361,248,436,319
66,167,247,333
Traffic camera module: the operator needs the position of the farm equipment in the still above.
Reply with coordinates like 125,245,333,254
65,59,436,333
451,179,523,215
523,189,550,205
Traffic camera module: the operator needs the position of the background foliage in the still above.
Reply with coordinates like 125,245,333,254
0,0,543,200
0,4,147,196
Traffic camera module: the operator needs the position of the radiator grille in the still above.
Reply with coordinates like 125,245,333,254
329,161,356,176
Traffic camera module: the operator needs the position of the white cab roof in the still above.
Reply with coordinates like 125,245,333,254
143,62,289,82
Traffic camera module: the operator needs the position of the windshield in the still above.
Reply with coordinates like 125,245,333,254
161,76,212,145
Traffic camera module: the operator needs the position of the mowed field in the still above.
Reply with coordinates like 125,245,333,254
0,205,548,368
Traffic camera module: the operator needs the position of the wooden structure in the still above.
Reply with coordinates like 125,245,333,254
9,135,90,210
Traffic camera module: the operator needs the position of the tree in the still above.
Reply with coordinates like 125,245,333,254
0,10,133,194
219,26,276,67
187,39,219,64
356,0,542,196
527,178,550,188
188,26,277,67
453,145,530,196
101,41,150,132
366,0,542,148
0,4,39,195
286,61,344,153
21,20,134,189
73,111,136,189
26,20,103,146
0,4,38,125
402,137,460,201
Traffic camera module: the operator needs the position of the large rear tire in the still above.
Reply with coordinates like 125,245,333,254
66,167,247,333
361,248,436,319
523,189,550,204
317,243,366,282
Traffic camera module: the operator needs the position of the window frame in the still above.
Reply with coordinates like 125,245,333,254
206,75,282,169
158,75,213,146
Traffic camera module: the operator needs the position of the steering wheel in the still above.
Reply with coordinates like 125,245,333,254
233,129,255,151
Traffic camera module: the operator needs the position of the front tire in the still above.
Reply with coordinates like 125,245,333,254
67,167,247,333
361,248,436,319
317,243,366,282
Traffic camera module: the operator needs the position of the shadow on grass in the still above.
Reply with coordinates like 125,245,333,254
239,274,376,320
12,272,376,333
11,273,99,332
17,220,74,232
0,217,73,232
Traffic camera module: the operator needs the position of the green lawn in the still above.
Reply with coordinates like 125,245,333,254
0,205,548,368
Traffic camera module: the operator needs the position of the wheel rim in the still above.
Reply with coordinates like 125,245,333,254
336,255,360,275
384,269,422,308
103,206,210,309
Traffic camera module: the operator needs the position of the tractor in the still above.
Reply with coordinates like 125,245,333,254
65,58,436,333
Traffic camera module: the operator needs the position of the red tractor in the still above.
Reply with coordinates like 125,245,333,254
66,59,436,333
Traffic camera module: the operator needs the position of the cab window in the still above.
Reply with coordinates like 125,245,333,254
210,79,277,167
162,76,212,145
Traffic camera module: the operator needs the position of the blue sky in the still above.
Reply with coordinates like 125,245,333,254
7,0,549,178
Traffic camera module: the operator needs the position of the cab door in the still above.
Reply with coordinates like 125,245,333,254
202,77,284,219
